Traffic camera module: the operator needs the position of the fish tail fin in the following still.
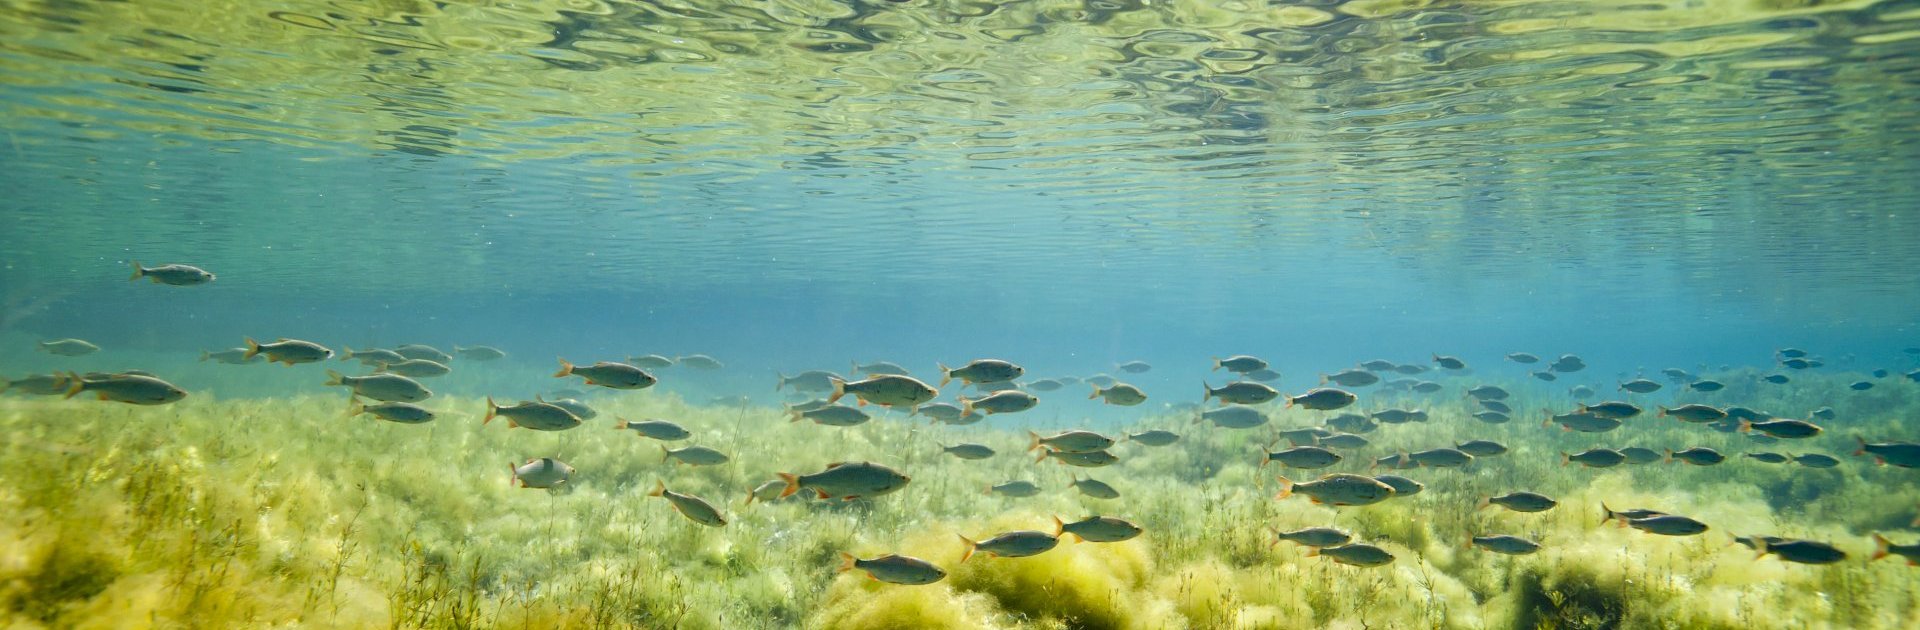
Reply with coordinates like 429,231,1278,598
937,363,953,387
837,552,857,574
1738,420,1753,433
1284,395,1296,409
1211,357,1221,371
508,462,518,487
61,372,85,399
1476,496,1491,511
1034,449,1049,464
957,535,976,563
777,472,800,499
1027,430,1043,452
786,406,804,423
553,358,572,378
613,417,629,431
483,396,499,425
1088,384,1100,400
1202,381,1212,402
827,377,846,405
347,398,364,418
1752,536,1771,559
198,350,211,362
647,480,666,498
324,369,345,387
958,396,974,418
1559,451,1570,467
127,260,144,282
1273,476,1294,500
1052,515,1065,537
1853,436,1866,457
1658,405,1672,418
775,373,786,392
338,346,354,362
1601,502,1617,523
1872,533,1890,561
1662,449,1675,464
243,337,262,360
660,444,671,463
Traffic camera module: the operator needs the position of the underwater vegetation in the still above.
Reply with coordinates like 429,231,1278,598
2,354,1919,629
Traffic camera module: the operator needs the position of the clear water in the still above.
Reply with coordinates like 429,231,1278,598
3,1,1920,628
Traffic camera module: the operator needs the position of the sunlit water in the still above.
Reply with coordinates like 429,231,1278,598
3,0,1920,628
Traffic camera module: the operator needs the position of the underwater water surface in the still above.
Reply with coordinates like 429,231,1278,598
4,0,1920,628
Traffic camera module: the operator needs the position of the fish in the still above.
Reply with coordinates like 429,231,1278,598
347,399,436,424
1068,475,1120,499
0,373,72,396
1659,404,1726,423
37,338,100,356
1601,505,1669,524
200,348,261,364
1085,374,1118,388
915,402,981,425
1872,369,1890,378
988,480,1041,497
1271,527,1352,548
1091,383,1148,406
1479,400,1513,414
1532,370,1558,381
1763,374,1790,384
1751,538,1846,564
1371,453,1416,471
851,360,911,376
378,359,451,378
1374,475,1424,496
325,370,431,402
628,354,675,369
1409,448,1474,468
1197,405,1269,429
509,458,573,490
1317,433,1371,449
1723,406,1768,422
745,480,788,505
1577,401,1642,420
1431,355,1467,370
647,480,726,527
1322,369,1380,388
1324,414,1376,434
1285,388,1356,411
1661,368,1695,382
662,445,729,466
1278,427,1334,446
1547,354,1586,373
484,397,583,431
1561,448,1627,468
394,344,453,364
1359,360,1398,371
1688,380,1726,392
1465,385,1509,401
1472,411,1511,424
1777,348,1809,358
1213,355,1268,373
555,359,656,390
1568,385,1596,398
778,461,911,500
1620,447,1663,465
127,260,214,285
1506,353,1540,364
1038,449,1120,467
1372,408,1428,424
1627,515,1709,536
777,370,840,393
1619,379,1662,393
244,337,332,365
1850,381,1874,391
1274,473,1396,506
1853,438,1920,468
1665,447,1726,466
1205,381,1281,405
1245,368,1283,382
1127,430,1179,446
788,404,871,426
958,531,1058,562
1810,407,1836,420
958,390,1038,415
1054,515,1142,543
676,354,724,370
539,398,596,420
837,553,946,585
1745,452,1790,464
1026,378,1065,392
62,372,186,405
1469,535,1542,555
1870,534,1920,566
1028,430,1115,453
830,374,939,410
1411,381,1444,393
942,443,995,460
1546,410,1622,433
1261,446,1342,469
1479,492,1557,512
453,344,506,361
1740,418,1821,439
1393,364,1430,375
939,359,1022,387
1793,453,1840,468
340,346,407,366
613,418,690,441
1117,361,1152,374
1455,440,1508,457
1781,358,1815,370
1309,543,1394,567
